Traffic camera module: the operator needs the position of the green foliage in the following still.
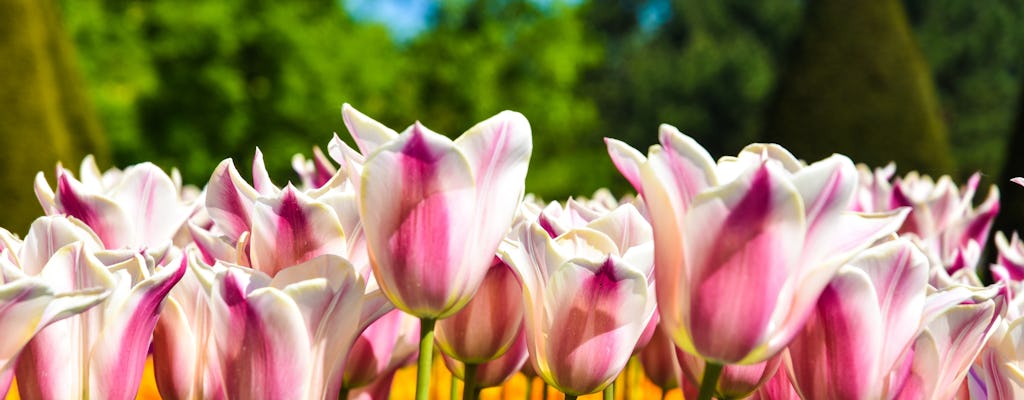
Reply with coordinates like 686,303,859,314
580,0,802,194
764,0,953,175
904,0,1024,182
406,0,603,199
0,0,107,233
51,0,1024,202
60,0,411,185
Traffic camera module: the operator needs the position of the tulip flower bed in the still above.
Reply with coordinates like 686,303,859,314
0,104,1018,399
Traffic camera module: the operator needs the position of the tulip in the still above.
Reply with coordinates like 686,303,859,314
292,146,339,190
442,325,529,392
888,285,1003,400
35,158,194,253
435,257,524,364
202,254,390,400
637,323,682,392
678,349,783,399
968,316,1024,398
151,249,227,400
787,238,930,400
608,127,907,368
853,166,1000,273
499,203,656,396
355,104,531,318
994,231,1024,282
13,216,185,400
748,360,800,400
349,104,531,400
0,251,108,397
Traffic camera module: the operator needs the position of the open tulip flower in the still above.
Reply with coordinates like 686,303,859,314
854,165,999,274
11,216,185,400
0,249,108,397
499,202,656,396
887,285,1004,400
196,253,390,400
787,238,930,400
968,309,1024,399
35,157,195,254
607,126,908,371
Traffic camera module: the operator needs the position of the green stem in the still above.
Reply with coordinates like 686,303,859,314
660,388,667,400
542,382,548,400
524,377,533,400
450,372,459,400
564,395,578,400
463,363,479,400
416,318,437,400
698,362,724,400
338,387,349,400
603,382,614,400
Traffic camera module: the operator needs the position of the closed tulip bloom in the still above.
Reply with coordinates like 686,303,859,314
500,203,656,395
638,322,682,391
355,105,532,318
607,126,907,364
787,238,930,400
678,348,783,398
435,257,524,364
748,361,800,400
443,326,529,389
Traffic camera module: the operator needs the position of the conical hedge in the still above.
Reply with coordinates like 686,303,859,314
763,0,952,174
0,0,108,233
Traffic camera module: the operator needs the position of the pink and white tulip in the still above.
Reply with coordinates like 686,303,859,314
13,216,185,400
442,326,529,389
0,250,108,397
435,257,524,363
608,127,908,364
353,104,532,318
499,203,656,395
201,254,390,400
787,238,930,400
888,285,1004,400
35,158,194,253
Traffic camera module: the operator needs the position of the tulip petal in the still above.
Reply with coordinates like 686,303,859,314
19,216,102,275
206,160,259,243
56,170,131,249
342,103,398,155
359,123,477,317
251,148,278,195
455,110,533,277
788,266,883,400
604,137,647,195
211,268,312,399
249,186,347,276
88,251,186,400
685,162,805,363
109,163,192,249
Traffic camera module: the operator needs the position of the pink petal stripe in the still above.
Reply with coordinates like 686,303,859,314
206,160,258,243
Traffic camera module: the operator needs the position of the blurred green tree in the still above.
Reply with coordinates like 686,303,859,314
904,0,1024,182
763,0,953,174
580,0,802,184
406,0,603,199
0,0,108,233
60,0,412,185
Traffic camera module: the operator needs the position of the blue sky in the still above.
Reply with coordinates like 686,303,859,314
344,0,670,41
